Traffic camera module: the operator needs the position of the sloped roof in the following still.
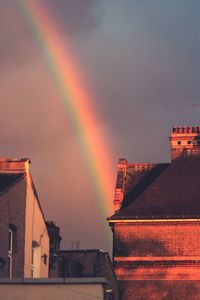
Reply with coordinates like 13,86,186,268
124,163,156,197
110,154,200,219
0,173,25,194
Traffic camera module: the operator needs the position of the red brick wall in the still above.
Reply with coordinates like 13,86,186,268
114,222,200,257
120,280,200,300
0,177,26,277
112,221,200,298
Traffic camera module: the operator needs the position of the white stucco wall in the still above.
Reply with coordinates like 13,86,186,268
24,173,49,278
0,283,104,300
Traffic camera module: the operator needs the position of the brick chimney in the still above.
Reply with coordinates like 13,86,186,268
169,126,200,160
0,158,31,173
113,159,127,212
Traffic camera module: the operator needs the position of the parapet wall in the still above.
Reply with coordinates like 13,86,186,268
172,126,200,134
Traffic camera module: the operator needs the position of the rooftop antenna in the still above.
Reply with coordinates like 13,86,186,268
70,240,74,250
76,241,80,250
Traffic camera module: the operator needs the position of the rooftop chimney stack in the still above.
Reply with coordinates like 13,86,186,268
169,126,200,161
113,159,127,212
0,158,31,173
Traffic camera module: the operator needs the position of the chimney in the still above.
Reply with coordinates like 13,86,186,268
0,158,31,173
169,126,200,160
113,159,127,212
46,221,62,255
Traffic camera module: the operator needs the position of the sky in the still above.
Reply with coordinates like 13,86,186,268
1,0,200,252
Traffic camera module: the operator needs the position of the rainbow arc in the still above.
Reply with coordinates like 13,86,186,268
19,0,114,217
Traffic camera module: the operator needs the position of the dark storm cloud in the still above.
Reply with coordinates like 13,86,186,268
74,0,200,163
0,1,34,66
1,0,200,251
0,0,104,66
43,0,104,37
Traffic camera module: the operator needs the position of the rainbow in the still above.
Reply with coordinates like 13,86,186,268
19,1,115,217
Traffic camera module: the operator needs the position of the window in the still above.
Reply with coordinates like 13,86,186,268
178,141,181,145
31,241,41,278
43,254,48,265
8,224,17,278
187,141,192,144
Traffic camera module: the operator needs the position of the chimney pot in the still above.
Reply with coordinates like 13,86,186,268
177,127,181,133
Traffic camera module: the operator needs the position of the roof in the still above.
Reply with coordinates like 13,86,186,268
110,153,200,219
0,167,47,231
124,163,156,197
0,173,25,194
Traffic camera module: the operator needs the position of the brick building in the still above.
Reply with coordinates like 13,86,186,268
108,127,200,299
0,159,49,278
47,222,120,299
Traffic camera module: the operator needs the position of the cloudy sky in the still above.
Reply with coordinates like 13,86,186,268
1,0,200,252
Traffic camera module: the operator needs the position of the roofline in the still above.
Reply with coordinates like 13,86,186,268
0,158,30,162
59,249,107,253
28,174,47,231
108,218,200,223
0,278,108,285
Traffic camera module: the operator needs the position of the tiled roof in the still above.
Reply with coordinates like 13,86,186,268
0,173,24,194
121,163,169,210
110,154,200,219
124,163,155,196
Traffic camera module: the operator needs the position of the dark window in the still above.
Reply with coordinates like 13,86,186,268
187,141,192,144
178,141,181,145
43,254,48,265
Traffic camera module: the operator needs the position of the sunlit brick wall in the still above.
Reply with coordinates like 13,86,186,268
0,179,26,278
114,222,200,257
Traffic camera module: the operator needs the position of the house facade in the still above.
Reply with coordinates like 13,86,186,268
0,158,49,278
108,127,200,299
